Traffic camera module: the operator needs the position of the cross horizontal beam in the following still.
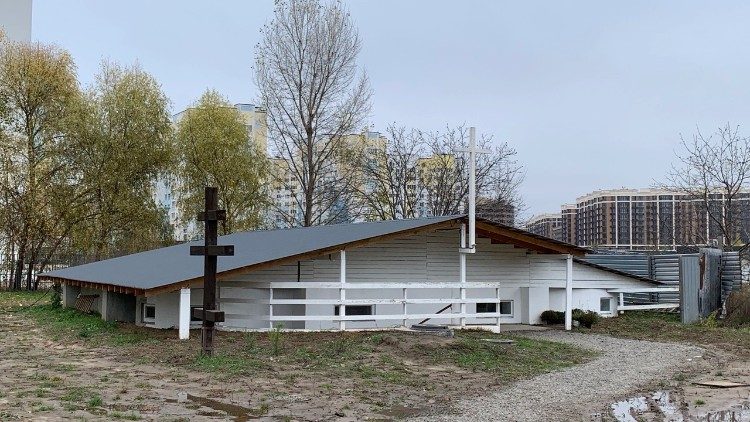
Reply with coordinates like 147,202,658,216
190,245,235,256
197,210,226,221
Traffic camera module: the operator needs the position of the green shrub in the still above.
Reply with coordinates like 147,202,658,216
50,284,62,308
575,310,600,328
540,310,565,325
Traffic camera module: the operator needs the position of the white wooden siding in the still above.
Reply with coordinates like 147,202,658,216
190,227,654,330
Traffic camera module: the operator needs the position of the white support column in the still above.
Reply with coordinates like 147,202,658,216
468,127,477,249
179,287,190,340
402,288,407,327
619,292,625,315
565,255,573,331
460,224,467,327
339,250,346,331
496,287,501,329
269,288,274,330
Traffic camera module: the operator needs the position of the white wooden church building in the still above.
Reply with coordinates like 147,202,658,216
40,215,658,336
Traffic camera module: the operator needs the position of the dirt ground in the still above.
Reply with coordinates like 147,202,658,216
0,292,594,421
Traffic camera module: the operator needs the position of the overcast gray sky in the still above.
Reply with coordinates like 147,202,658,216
32,0,750,218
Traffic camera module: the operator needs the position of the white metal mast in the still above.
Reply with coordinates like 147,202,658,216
458,126,490,252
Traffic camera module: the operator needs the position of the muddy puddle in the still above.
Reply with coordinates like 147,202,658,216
601,390,750,422
166,392,256,421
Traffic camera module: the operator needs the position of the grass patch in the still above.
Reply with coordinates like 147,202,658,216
591,311,750,355
192,353,267,375
0,290,49,310
429,330,598,379
110,410,142,420
21,304,155,347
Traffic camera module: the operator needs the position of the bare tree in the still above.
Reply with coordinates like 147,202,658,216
355,123,524,224
666,123,750,250
421,125,524,222
255,0,372,227
355,125,425,220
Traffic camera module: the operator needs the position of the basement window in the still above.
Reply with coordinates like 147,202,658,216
334,305,373,316
477,301,513,316
600,298,612,313
142,304,155,322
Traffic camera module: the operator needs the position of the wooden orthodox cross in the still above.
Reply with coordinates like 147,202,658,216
190,186,234,356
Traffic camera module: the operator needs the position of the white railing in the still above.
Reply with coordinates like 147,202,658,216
223,281,515,329
608,287,680,312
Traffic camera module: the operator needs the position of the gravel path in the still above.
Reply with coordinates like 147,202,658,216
410,331,705,422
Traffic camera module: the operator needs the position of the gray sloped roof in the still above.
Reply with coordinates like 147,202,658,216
39,215,463,291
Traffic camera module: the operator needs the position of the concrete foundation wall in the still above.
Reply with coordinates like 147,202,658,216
102,291,136,323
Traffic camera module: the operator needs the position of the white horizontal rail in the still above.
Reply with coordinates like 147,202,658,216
233,282,523,289
265,312,514,322
618,303,680,311
608,287,679,293
222,298,507,305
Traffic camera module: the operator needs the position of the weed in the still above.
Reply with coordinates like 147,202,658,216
269,323,284,355
87,394,103,408
33,403,54,412
244,332,258,352
251,402,270,416
110,411,142,420
61,386,91,402
695,399,706,406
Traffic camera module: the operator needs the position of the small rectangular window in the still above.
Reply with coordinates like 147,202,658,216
334,305,373,316
476,303,497,313
499,301,513,315
600,297,612,312
142,304,155,321
477,301,513,315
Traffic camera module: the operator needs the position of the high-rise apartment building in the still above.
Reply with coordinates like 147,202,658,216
560,204,577,245
524,213,562,240
532,188,750,251
0,0,32,43
155,103,268,240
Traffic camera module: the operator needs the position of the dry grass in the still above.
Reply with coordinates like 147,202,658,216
1,290,599,420
590,311,750,357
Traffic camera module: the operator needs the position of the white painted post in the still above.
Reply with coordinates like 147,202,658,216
179,287,190,340
269,288,274,330
402,288,407,327
468,127,477,249
460,224,467,327
565,254,573,331
619,292,625,315
496,287,501,329
339,250,346,331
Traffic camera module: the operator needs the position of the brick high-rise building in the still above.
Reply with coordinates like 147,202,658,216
531,188,750,251
524,213,562,240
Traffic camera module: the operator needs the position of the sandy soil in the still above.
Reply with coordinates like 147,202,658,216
0,302,587,421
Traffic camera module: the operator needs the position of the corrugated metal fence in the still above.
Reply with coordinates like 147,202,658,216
584,250,744,315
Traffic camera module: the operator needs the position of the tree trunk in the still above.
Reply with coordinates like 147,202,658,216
25,261,33,291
